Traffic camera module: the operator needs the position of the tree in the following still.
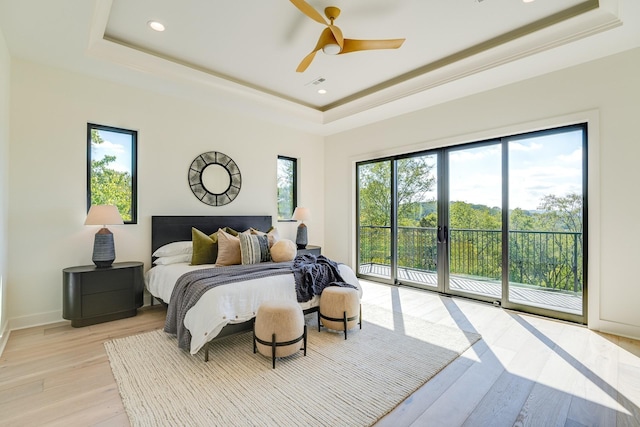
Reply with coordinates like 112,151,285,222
277,158,295,220
359,158,436,227
90,131,132,222
537,193,582,232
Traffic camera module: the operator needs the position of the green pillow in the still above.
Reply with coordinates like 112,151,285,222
191,227,218,265
224,227,239,236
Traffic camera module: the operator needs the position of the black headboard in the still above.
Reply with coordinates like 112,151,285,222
151,215,272,255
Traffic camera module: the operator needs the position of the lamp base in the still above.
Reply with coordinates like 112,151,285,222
296,223,308,249
92,228,115,268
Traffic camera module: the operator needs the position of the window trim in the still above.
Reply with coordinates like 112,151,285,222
86,123,138,224
277,155,297,222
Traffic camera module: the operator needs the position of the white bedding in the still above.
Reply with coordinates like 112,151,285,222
145,262,362,354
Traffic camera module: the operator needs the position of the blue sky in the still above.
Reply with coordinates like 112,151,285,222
422,129,583,211
91,129,132,174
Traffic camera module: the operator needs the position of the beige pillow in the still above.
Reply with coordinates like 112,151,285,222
216,228,241,266
191,228,218,265
270,239,297,262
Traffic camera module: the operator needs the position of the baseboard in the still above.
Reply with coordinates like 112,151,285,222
589,318,640,341
0,321,9,358
9,309,65,331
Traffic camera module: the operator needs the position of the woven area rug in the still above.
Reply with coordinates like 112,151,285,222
105,304,481,427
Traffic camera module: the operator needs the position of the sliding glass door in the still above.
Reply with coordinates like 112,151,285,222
505,127,585,318
356,123,587,323
357,160,393,283
446,143,503,302
396,154,439,290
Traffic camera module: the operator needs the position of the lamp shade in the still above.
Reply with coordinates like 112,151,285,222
84,205,124,226
292,207,311,222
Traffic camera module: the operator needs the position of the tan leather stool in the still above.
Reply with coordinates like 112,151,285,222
318,287,361,339
253,300,307,369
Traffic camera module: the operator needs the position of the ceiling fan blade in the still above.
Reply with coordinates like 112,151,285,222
289,0,328,25
340,38,405,54
296,50,319,73
328,25,344,49
296,27,336,72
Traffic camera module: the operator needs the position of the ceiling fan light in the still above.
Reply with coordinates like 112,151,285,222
322,43,341,55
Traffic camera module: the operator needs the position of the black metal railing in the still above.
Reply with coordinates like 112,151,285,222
359,225,583,293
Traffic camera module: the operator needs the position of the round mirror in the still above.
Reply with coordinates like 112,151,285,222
188,151,242,206
201,164,231,194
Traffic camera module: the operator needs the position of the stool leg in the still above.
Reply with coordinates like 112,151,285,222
317,309,321,332
303,325,307,356
253,323,257,354
359,304,362,329
271,333,276,369
343,311,348,340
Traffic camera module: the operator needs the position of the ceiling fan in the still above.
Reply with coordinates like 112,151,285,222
290,0,405,72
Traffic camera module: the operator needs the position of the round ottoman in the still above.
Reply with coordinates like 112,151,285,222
318,287,361,340
253,300,307,369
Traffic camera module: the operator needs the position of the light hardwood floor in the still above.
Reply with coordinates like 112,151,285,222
1,280,639,426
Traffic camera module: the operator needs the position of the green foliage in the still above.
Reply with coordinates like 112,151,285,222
358,156,584,292
537,193,583,232
449,201,501,230
277,158,295,220
359,157,436,227
90,130,132,222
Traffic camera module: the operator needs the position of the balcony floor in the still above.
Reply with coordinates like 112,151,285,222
359,263,582,315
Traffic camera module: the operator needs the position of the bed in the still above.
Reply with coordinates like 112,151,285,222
145,215,362,356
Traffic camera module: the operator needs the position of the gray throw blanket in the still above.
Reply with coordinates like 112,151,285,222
292,254,357,301
165,255,357,351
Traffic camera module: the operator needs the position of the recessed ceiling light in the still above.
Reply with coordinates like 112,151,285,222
318,89,327,95
148,21,165,32
523,0,535,3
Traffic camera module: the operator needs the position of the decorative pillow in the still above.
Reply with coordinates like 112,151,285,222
270,239,297,262
152,241,193,257
216,228,241,266
191,228,218,265
239,233,271,265
224,227,239,237
250,226,280,247
153,254,192,265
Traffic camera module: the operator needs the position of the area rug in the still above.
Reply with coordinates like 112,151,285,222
105,304,481,427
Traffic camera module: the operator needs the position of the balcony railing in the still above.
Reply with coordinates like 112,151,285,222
359,225,583,293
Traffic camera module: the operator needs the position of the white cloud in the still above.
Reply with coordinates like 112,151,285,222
92,139,126,154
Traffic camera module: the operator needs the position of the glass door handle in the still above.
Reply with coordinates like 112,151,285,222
437,226,449,244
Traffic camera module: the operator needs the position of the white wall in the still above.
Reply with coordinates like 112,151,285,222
7,59,324,328
325,48,640,340
0,26,10,351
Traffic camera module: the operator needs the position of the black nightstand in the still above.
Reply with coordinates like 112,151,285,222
297,245,321,256
63,262,144,327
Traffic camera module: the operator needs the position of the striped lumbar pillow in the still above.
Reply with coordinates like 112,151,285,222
239,233,271,265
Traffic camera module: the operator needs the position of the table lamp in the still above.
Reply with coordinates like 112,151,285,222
292,207,311,249
85,205,124,268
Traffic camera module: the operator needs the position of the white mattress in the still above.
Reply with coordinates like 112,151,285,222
145,263,362,354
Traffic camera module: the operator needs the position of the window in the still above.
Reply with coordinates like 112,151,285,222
277,156,297,221
87,123,137,223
